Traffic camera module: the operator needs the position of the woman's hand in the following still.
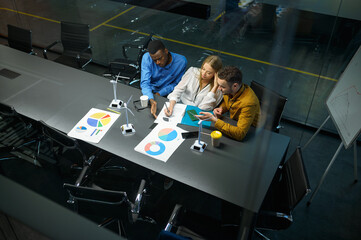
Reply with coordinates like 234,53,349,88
164,100,176,117
211,73,219,93
213,73,219,87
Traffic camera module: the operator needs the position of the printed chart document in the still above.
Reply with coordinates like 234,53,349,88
134,123,187,162
68,108,120,143
155,102,187,125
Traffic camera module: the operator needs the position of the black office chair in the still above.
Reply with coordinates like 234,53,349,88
43,21,92,69
3,120,86,171
0,104,34,165
64,179,155,238
255,146,311,239
0,103,33,139
7,24,35,55
103,34,153,86
160,204,240,240
250,81,287,133
0,104,37,164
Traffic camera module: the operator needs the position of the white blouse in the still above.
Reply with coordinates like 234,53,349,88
167,67,223,111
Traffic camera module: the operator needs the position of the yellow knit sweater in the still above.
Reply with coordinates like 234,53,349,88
215,84,260,141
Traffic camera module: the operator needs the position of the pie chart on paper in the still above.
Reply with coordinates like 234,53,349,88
145,141,166,156
75,126,87,133
158,128,178,141
87,112,111,127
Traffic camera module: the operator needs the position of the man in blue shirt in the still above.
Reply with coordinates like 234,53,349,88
141,40,187,118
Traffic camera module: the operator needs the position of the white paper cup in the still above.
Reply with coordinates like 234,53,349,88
211,131,222,147
140,95,149,107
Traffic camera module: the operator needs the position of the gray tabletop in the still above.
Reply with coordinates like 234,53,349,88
0,45,290,213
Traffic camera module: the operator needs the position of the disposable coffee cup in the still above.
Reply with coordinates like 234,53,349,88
211,131,222,147
140,95,149,107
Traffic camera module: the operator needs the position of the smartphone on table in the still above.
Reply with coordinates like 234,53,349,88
187,109,198,121
181,131,199,139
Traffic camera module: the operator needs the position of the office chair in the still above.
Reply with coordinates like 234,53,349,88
43,21,92,69
160,204,239,240
0,103,36,155
0,103,32,138
255,146,311,239
64,179,156,238
250,81,287,133
103,34,153,86
4,120,86,171
7,24,35,55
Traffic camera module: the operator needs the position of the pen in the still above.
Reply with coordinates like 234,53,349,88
107,108,121,114
164,102,169,113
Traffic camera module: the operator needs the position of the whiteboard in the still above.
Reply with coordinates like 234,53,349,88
326,45,361,149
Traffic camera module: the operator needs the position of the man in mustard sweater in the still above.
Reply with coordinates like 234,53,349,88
197,66,260,141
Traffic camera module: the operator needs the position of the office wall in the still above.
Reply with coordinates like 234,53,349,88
259,0,361,21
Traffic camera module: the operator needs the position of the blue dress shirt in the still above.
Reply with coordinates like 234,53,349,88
140,52,187,99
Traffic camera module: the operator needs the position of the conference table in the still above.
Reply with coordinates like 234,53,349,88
0,45,290,216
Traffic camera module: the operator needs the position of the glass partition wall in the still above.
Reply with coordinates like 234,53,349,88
1,0,360,238
1,0,359,132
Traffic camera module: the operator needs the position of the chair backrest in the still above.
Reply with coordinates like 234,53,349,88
0,103,32,136
282,147,311,210
37,120,87,165
250,81,287,132
7,24,33,54
0,102,15,117
136,34,153,64
63,183,132,220
60,21,91,56
121,34,153,65
257,147,310,230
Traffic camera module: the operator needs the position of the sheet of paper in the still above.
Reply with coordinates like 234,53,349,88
154,102,187,125
68,108,120,143
134,123,187,162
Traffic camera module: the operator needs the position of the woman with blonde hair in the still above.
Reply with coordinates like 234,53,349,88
165,55,223,116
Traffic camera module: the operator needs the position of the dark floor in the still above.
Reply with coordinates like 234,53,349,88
1,1,361,239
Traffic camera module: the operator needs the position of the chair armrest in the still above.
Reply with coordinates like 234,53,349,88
165,204,183,231
109,61,139,69
96,165,128,172
76,46,92,59
74,154,96,186
43,40,60,59
132,179,146,215
259,210,293,222
129,179,157,224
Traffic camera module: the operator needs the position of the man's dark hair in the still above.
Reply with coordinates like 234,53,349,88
218,66,242,85
147,40,166,54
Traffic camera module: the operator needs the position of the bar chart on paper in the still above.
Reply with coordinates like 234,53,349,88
68,108,120,143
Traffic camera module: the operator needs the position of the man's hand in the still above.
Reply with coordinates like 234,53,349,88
213,107,223,118
150,99,157,119
155,92,160,96
196,112,217,123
